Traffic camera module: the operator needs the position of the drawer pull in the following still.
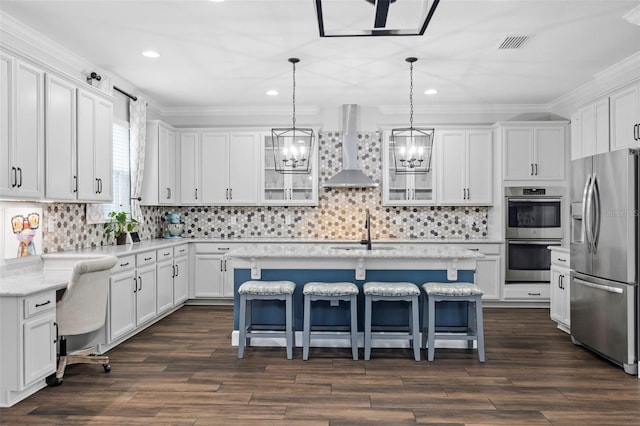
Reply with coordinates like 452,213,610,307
528,292,541,296
35,300,51,308
120,262,130,267
469,248,479,251
558,258,567,262
218,247,230,251
144,257,152,261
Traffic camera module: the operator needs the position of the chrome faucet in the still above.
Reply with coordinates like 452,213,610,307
360,209,372,250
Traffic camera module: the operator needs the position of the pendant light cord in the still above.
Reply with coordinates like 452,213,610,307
409,60,414,130
292,60,296,129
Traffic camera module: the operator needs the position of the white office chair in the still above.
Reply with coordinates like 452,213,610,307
46,255,118,386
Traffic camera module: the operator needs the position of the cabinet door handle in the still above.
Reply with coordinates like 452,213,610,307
534,163,538,176
138,276,142,291
229,188,232,200
220,260,223,272
95,178,100,194
223,259,227,272
195,188,198,200
35,300,51,308
17,167,23,187
167,187,171,199
11,167,17,187
133,277,138,293
144,256,152,261
120,262,130,267
172,264,176,278
226,188,229,200
176,264,179,276
98,178,102,194
73,175,78,193
530,163,534,176
558,258,566,262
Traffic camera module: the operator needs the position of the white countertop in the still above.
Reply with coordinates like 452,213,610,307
548,246,570,254
226,243,485,259
0,270,69,296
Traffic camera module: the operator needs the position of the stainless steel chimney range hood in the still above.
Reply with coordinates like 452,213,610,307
322,105,379,188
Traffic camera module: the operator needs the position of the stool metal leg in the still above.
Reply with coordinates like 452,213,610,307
411,296,420,361
364,295,372,361
285,294,294,360
350,294,358,361
475,298,486,362
427,296,436,362
238,294,247,358
303,295,311,361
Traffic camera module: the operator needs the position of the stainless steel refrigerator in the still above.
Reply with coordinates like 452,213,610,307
570,148,638,375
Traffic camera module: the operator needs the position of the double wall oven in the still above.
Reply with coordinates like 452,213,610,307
505,187,564,282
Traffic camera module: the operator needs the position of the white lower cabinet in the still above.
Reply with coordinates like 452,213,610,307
156,244,189,313
456,244,501,300
0,290,56,408
193,243,237,298
549,248,570,333
108,252,157,343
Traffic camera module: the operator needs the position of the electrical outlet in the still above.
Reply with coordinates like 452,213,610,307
330,299,339,307
230,216,237,225
285,215,292,225
47,218,56,232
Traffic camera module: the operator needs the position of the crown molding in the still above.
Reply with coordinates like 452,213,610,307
159,105,321,117
549,50,640,115
378,103,550,115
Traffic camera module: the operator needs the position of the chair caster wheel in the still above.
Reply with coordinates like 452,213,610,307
46,374,63,387
103,364,111,373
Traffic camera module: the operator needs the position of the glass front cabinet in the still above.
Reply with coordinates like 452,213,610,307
382,131,436,205
261,132,318,205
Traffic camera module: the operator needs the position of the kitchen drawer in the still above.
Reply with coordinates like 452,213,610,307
193,243,237,254
551,251,569,268
156,247,174,261
457,244,501,255
24,290,56,319
136,251,156,267
503,283,550,300
173,245,188,258
113,255,136,274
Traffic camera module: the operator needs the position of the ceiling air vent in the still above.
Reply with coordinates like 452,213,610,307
498,34,533,50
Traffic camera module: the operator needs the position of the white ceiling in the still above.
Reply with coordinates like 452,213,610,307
2,0,640,111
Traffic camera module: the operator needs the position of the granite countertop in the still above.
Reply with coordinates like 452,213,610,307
225,243,485,260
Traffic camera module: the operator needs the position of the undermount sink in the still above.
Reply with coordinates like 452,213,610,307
330,246,398,251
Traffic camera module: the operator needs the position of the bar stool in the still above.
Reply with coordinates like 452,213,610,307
237,280,296,360
363,281,421,361
421,282,485,362
302,282,359,361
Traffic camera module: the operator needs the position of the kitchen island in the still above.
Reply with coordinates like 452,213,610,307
226,243,484,346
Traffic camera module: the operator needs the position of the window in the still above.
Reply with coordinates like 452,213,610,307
102,121,131,218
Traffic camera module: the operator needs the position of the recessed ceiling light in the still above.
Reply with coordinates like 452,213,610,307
266,90,279,96
424,88,438,95
141,50,160,58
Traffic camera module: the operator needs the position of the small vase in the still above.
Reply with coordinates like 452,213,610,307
116,234,127,245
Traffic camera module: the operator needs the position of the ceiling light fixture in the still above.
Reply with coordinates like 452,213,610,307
266,90,279,96
271,58,315,174
141,50,160,58
390,57,434,174
314,0,440,37
424,88,438,95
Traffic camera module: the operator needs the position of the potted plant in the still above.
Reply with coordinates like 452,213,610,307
103,211,139,245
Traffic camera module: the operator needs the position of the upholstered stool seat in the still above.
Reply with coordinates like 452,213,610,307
238,280,296,359
363,282,421,361
421,282,485,362
302,282,359,361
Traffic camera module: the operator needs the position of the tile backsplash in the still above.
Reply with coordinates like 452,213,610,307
39,130,488,253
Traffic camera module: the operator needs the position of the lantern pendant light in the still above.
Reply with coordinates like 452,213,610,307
391,57,434,174
271,58,315,174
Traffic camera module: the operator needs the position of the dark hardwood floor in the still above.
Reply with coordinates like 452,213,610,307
2,306,639,425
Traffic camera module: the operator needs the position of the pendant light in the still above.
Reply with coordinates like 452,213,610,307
390,57,434,174
271,58,315,174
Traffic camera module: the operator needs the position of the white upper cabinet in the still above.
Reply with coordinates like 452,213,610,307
0,53,45,199
571,98,610,160
45,73,77,200
179,131,260,205
76,87,113,202
438,129,492,205
502,124,566,181
261,132,318,205
140,120,177,205
610,82,640,152
382,131,435,205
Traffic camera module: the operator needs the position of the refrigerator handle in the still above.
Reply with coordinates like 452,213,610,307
592,174,601,253
582,174,593,253
573,277,624,294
